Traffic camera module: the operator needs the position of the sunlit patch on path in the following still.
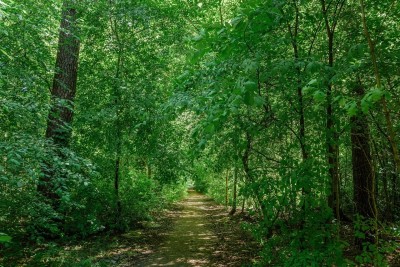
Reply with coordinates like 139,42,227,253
136,190,218,266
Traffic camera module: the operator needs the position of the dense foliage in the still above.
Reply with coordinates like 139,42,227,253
1,0,399,266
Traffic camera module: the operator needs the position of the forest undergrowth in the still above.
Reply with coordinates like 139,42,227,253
1,0,400,266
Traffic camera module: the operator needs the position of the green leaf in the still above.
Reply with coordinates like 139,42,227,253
346,101,358,117
229,16,243,28
204,123,215,134
361,88,385,113
198,139,206,150
368,88,385,102
313,91,325,102
254,95,264,107
244,91,254,106
307,79,318,86
192,28,206,41
231,95,242,106
306,62,320,74
0,233,12,243
244,81,257,91
0,49,13,60
243,59,258,74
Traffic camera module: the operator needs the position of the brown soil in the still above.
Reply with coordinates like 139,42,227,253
132,190,259,266
0,190,259,266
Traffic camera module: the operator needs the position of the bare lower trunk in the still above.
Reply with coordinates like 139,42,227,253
229,166,238,215
242,132,264,218
225,170,229,208
351,85,377,246
115,156,122,222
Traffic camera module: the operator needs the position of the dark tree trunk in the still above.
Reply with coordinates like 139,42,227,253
392,172,398,219
288,0,308,161
242,131,264,218
108,6,125,226
225,170,229,208
288,1,310,219
38,0,80,200
113,56,123,226
326,83,340,220
360,0,400,176
351,116,376,218
146,160,152,178
320,0,345,220
45,2,80,147
351,85,377,245
351,104,376,218
114,153,122,223
229,166,238,215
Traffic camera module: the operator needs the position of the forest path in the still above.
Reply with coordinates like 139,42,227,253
135,190,219,266
1,190,258,266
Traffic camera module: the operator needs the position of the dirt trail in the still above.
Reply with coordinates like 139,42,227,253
137,190,218,266
1,190,258,266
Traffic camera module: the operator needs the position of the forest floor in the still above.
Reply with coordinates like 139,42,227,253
1,190,259,266
134,190,259,266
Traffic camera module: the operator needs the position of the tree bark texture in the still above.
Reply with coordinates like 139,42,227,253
225,170,229,208
351,86,377,220
229,166,238,215
39,0,80,200
45,1,80,147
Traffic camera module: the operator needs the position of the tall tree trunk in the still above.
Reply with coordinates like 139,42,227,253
113,74,123,225
392,172,398,220
288,0,308,161
109,2,124,226
359,0,400,176
218,0,224,25
288,1,310,216
372,136,392,221
351,85,377,246
320,0,345,220
281,1,308,162
113,52,123,226
225,170,229,208
146,161,152,178
114,86,122,225
285,3,310,247
242,131,264,218
114,151,122,224
38,0,80,200
229,166,238,215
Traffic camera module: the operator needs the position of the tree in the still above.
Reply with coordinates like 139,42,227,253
38,0,80,201
320,0,345,220
351,84,377,245
359,0,400,176
229,165,238,215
